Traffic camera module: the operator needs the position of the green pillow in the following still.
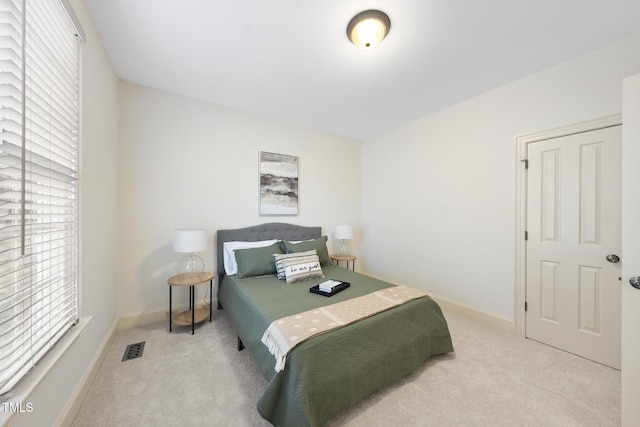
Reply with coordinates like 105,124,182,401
283,236,331,266
235,242,284,279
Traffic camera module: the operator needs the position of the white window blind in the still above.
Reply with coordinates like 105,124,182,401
0,0,82,395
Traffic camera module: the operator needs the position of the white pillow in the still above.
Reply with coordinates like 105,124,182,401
223,240,279,275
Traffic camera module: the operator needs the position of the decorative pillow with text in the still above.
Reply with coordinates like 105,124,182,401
274,250,317,280
279,254,324,284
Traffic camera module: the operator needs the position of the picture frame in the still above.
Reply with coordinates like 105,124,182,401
259,151,299,216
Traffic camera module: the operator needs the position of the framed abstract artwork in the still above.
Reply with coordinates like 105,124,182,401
259,152,299,215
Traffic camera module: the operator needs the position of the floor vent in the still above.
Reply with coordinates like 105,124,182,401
122,341,145,361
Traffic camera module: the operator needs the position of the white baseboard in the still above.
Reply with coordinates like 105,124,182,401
364,273,515,334
55,318,118,427
117,299,218,330
51,290,511,427
117,305,185,330
115,290,514,335
55,301,217,426
430,294,515,334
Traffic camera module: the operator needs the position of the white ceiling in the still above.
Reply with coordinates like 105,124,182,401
85,0,640,140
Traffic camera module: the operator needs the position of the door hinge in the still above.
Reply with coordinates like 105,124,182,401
525,301,528,311
521,159,529,169
525,230,528,241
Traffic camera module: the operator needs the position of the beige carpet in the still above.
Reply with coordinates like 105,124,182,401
72,309,620,427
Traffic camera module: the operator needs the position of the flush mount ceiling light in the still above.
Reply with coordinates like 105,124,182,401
347,10,391,49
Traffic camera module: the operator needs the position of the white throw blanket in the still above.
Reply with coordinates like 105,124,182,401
261,285,427,372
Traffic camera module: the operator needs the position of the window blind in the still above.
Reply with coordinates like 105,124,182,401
0,0,81,395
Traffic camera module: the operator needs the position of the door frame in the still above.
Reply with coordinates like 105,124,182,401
514,113,622,337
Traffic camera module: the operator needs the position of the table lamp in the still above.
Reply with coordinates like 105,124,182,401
333,225,353,254
173,228,207,274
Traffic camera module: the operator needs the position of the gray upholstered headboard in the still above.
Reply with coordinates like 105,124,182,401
216,223,322,276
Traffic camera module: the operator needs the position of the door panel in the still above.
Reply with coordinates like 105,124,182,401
526,126,621,369
621,72,640,426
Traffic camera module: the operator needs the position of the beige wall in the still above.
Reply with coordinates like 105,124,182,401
9,0,120,426
361,33,640,322
117,82,362,318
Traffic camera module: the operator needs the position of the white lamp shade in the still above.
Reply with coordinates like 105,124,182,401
173,228,208,253
333,225,354,240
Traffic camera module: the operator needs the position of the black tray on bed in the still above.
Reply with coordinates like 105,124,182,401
310,281,350,297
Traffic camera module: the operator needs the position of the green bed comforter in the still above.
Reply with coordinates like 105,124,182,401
218,266,453,427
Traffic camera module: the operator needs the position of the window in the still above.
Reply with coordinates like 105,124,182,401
0,0,83,395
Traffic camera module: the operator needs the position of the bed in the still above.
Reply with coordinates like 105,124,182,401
216,223,453,427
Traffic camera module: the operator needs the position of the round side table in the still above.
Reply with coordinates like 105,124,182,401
167,271,214,335
330,254,357,271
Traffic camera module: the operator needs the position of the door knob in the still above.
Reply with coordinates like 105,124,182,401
606,254,620,263
631,276,640,290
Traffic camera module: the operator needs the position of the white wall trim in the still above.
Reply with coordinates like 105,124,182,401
429,294,515,334
514,113,623,337
1,316,93,427
119,292,514,334
118,306,184,330
54,318,118,427
364,273,514,333
117,300,215,330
